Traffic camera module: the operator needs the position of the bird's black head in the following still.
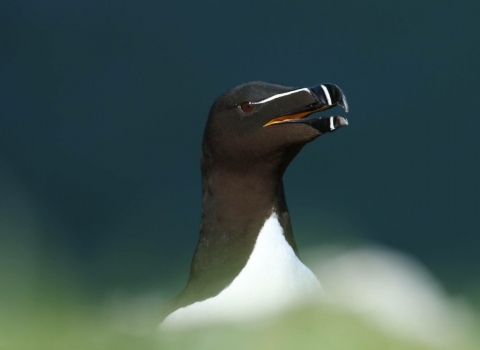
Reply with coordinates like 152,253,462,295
202,81,348,176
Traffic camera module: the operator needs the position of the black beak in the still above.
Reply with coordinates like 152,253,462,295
310,84,349,113
264,83,349,134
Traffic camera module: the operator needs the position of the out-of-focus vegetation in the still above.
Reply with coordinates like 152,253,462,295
2,245,479,350
2,290,479,350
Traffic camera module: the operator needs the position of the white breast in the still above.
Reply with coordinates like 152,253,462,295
161,212,321,330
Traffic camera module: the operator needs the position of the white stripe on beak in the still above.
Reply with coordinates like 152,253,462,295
321,85,332,105
330,117,335,130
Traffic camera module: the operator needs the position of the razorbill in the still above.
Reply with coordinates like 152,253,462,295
161,81,348,329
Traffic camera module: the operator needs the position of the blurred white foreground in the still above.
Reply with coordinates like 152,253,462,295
307,245,473,348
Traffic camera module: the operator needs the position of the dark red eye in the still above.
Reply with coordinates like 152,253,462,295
240,102,255,114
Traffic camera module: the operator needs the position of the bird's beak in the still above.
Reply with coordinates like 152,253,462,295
263,84,349,133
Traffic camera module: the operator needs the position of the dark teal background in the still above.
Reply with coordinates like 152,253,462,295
1,2,479,298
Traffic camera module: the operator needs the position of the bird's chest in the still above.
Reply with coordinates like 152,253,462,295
162,213,321,329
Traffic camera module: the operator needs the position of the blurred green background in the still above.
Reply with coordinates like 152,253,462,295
1,0,479,320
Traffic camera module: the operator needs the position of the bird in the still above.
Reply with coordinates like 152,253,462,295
160,81,349,329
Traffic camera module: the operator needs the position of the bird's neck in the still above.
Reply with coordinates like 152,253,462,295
170,167,297,310
199,168,297,253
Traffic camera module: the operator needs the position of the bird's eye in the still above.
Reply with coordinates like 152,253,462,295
240,102,255,114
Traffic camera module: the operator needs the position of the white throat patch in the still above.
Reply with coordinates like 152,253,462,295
161,212,321,330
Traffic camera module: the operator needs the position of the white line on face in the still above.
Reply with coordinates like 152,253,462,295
321,85,332,105
252,88,311,105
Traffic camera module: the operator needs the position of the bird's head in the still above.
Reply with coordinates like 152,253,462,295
202,81,348,176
